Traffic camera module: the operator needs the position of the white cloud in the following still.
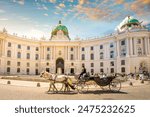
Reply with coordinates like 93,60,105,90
68,0,74,2
44,13,48,16
0,18,8,21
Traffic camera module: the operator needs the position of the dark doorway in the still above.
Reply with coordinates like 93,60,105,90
35,69,39,75
46,68,50,72
56,58,64,74
70,68,74,74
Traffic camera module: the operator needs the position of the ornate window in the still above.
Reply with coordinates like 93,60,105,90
121,40,126,46
70,47,73,51
110,68,114,73
47,47,50,51
17,68,20,73
7,67,10,73
137,39,141,44
121,48,126,56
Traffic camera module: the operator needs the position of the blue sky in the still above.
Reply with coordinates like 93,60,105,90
0,0,150,40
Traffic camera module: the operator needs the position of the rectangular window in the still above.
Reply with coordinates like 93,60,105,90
121,40,126,46
7,61,11,66
18,44,21,49
110,61,114,66
90,53,94,60
110,68,114,73
121,60,125,65
100,45,103,49
17,62,21,66
91,63,94,67
100,62,103,67
91,46,94,50
27,62,30,67
70,47,73,51
91,69,94,75
70,54,74,60
47,47,50,51
36,47,39,51
121,67,125,73
27,46,30,50
82,47,85,51
26,68,30,75
8,42,11,47
17,68,20,73
100,68,103,73
7,67,10,73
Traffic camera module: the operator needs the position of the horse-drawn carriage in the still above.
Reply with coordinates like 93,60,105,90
40,71,122,93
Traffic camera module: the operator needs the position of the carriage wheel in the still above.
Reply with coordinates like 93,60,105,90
109,79,121,92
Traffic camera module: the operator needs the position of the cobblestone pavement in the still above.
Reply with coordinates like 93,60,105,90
0,79,150,100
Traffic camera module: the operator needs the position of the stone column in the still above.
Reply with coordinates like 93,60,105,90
129,38,133,55
147,37,150,55
116,40,120,57
126,38,130,56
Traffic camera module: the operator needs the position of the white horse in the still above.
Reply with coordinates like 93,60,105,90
40,71,75,92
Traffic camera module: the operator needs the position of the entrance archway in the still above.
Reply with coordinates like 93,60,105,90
56,58,64,74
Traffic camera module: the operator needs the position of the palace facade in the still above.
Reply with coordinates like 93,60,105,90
0,16,150,75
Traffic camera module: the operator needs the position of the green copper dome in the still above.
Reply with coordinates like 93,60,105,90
128,18,139,24
51,20,69,38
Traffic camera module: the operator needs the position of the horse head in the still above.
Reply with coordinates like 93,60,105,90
40,71,53,80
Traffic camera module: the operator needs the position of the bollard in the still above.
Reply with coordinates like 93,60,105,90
7,81,11,84
129,82,133,86
141,80,144,84
37,83,40,87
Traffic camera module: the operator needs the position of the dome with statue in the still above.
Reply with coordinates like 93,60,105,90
51,21,70,40
116,16,146,32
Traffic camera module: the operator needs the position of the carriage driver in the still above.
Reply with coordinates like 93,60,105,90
79,65,87,80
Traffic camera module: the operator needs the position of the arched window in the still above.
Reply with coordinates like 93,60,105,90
7,50,11,57
17,52,21,58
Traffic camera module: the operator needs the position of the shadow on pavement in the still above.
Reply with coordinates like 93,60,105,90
45,90,128,95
